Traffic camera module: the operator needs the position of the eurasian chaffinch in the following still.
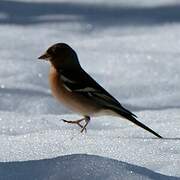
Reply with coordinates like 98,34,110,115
38,43,162,138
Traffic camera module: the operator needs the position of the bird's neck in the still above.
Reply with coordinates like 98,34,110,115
51,62,81,75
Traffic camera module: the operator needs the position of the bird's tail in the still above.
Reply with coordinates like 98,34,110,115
113,109,162,138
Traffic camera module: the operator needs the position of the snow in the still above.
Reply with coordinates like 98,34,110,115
1,154,179,180
0,0,180,179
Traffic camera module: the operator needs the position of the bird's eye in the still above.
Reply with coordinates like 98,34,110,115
47,49,52,54
52,46,59,54
47,47,56,55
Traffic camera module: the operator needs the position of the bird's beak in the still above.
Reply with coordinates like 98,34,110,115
38,52,50,60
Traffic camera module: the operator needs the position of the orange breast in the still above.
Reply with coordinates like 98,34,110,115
49,66,100,116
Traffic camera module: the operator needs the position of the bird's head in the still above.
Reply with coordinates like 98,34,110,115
38,43,80,69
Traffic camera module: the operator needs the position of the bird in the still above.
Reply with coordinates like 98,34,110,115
38,43,162,138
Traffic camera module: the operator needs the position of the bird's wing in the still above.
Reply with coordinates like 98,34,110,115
60,68,136,118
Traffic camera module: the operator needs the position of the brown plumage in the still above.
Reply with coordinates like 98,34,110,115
38,43,162,138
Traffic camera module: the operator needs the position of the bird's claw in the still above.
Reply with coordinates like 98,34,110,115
80,126,87,133
61,119,87,133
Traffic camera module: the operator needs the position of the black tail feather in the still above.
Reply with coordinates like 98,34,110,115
114,109,162,138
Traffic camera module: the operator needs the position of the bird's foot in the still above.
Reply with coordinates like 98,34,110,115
62,116,90,133
62,118,87,132
80,117,90,133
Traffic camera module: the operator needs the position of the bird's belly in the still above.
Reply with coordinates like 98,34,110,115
49,66,100,116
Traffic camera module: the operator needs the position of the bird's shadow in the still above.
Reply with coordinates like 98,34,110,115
161,137,180,141
116,136,180,140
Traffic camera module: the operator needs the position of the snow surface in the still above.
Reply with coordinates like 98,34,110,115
1,154,179,180
0,0,180,179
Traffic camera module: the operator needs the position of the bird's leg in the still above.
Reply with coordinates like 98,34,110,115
62,118,85,129
81,116,90,133
62,116,90,133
